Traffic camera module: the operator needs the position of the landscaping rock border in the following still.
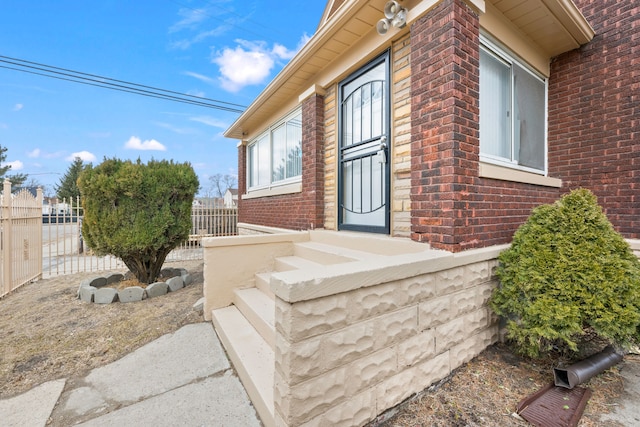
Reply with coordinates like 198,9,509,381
77,268,193,304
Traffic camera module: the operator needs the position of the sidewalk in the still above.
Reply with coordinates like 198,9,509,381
0,323,261,427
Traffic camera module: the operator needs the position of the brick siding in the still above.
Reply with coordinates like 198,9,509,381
549,0,639,239
409,0,559,252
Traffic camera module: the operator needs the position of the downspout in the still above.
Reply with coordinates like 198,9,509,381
553,346,623,389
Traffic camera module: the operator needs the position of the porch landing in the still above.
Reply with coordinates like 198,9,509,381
204,229,503,426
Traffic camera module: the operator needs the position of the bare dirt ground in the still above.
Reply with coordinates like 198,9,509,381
0,262,633,426
371,343,633,427
0,260,205,399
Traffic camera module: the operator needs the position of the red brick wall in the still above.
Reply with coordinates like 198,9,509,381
410,0,560,252
238,94,325,230
548,0,639,239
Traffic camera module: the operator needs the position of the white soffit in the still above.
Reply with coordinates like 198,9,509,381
489,0,594,57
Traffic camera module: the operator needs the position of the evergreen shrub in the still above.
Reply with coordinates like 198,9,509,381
490,189,640,358
78,158,199,284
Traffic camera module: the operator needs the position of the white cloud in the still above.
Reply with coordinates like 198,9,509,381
67,151,97,162
13,104,23,111
213,43,274,92
2,160,23,170
153,122,194,135
27,149,65,159
125,136,167,151
170,26,230,50
169,8,209,33
271,43,297,60
168,5,246,51
183,71,217,85
190,116,228,128
212,34,311,92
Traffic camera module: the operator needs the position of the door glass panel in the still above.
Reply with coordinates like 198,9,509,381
372,81,383,137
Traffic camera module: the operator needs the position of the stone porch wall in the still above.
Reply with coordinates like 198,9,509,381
271,246,503,426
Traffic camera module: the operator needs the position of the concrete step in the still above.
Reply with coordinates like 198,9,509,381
275,255,324,272
211,305,275,427
255,272,275,299
294,240,377,263
309,229,431,255
233,287,275,349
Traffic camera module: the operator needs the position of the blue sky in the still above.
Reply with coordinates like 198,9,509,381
0,0,326,196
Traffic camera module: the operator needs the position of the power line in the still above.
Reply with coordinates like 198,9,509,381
0,55,246,113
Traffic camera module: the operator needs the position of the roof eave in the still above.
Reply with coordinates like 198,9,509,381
224,0,370,140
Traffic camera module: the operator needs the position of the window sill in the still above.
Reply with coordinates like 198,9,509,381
242,181,302,200
479,162,561,188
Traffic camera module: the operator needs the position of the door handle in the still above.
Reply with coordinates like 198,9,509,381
376,136,387,164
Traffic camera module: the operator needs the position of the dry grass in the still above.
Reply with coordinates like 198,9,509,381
0,260,204,398
371,343,628,427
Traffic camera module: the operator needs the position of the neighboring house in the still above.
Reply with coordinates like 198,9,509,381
193,197,225,208
223,188,238,208
42,197,72,215
205,1,638,426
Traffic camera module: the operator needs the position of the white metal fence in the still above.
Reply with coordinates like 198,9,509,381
42,198,237,278
0,187,238,290
0,180,43,297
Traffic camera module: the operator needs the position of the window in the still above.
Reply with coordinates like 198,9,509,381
480,38,547,173
247,109,302,190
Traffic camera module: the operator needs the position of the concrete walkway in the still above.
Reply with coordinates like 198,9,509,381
600,356,640,425
0,323,261,427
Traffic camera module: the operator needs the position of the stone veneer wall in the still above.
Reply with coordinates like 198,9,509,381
272,251,501,426
391,34,412,238
323,85,337,231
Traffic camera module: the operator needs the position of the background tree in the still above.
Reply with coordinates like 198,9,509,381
0,145,27,190
56,157,88,201
78,158,199,283
19,177,51,197
491,189,640,359
208,173,237,198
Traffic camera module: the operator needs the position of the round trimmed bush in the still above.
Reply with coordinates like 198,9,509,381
78,158,199,284
490,189,640,358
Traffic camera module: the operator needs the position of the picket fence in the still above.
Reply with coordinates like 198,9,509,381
0,180,43,297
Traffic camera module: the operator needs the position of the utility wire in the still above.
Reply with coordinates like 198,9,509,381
0,64,239,112
0,55,245,109
0,55,246,113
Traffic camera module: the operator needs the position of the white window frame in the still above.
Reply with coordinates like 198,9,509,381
479,35,548,175
246,108,302,192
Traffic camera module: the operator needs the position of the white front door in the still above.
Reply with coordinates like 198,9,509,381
338,53,390,233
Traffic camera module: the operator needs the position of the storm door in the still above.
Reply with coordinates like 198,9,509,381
338,52,390,233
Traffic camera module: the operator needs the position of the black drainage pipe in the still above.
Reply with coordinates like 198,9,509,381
553,346,623,389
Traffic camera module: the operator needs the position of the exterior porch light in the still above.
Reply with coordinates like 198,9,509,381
377,0,408,35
